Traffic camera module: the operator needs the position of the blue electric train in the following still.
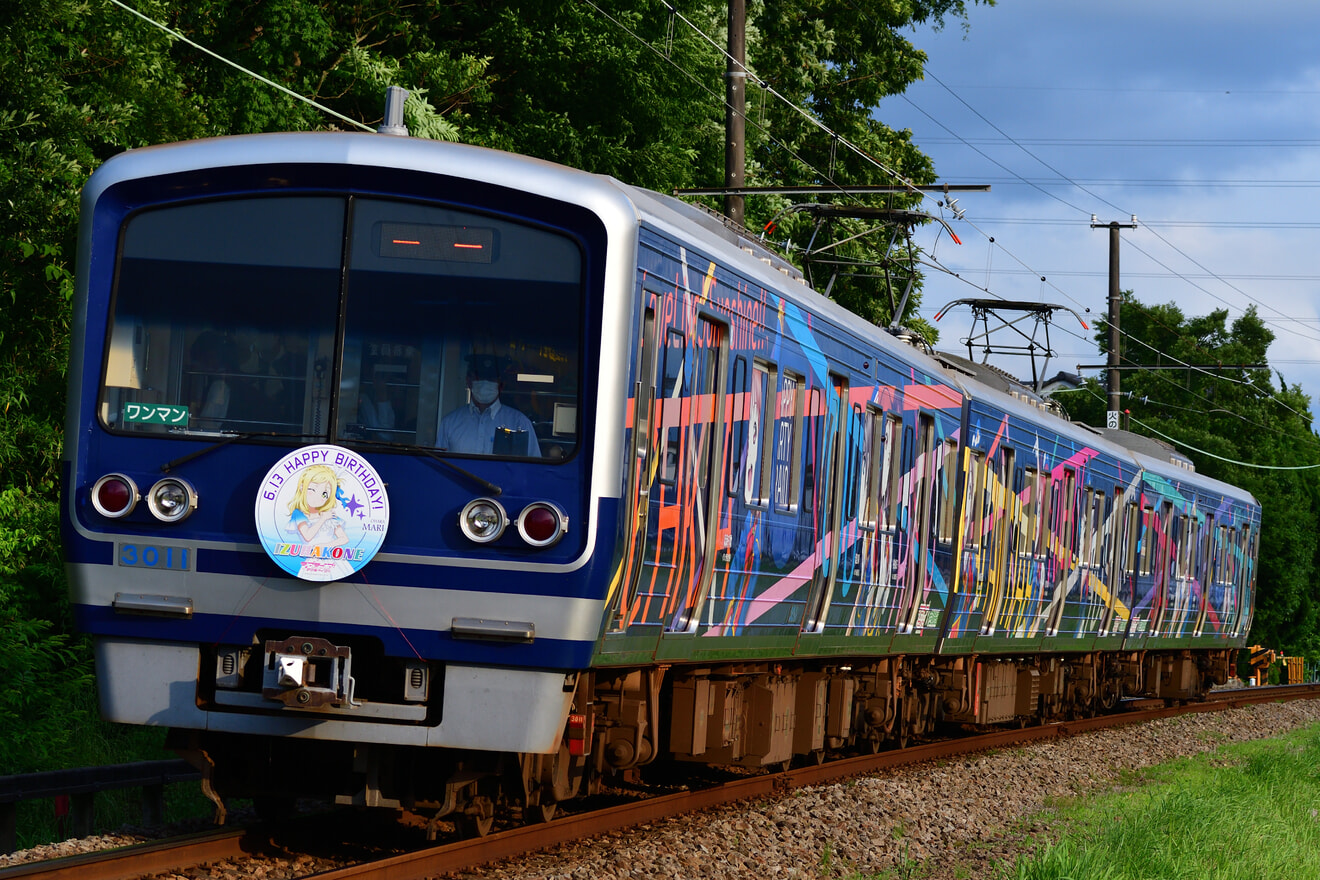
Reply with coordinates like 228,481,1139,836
63,130,1259,830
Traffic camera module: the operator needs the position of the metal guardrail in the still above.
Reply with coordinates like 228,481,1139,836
0,760,200,854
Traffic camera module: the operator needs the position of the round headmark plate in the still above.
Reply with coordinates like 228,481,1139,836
254,445,390,582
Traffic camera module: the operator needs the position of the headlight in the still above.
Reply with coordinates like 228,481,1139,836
147,477,198,523
459,497,508,543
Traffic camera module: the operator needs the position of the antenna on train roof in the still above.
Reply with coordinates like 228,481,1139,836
377,86,409,136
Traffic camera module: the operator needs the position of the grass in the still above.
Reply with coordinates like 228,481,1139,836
999,723,1320,880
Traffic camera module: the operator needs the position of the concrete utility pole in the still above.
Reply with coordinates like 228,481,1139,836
724,0,746,225
1091,215,1138,429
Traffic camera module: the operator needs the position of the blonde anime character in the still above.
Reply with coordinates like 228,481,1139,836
287,464,349,548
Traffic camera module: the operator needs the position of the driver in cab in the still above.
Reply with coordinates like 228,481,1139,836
438,354,541,457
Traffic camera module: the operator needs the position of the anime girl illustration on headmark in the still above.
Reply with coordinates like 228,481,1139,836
255,444,391,583
284,463,353,579
288,463,350,548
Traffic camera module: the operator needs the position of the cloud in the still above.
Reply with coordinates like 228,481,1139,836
887,1,1320,411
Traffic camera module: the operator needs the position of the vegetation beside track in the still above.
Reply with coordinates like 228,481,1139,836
991,722,1320,880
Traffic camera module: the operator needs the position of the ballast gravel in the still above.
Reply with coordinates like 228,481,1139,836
6,692,1320,880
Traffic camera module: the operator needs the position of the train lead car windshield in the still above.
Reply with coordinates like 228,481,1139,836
100,195,583,460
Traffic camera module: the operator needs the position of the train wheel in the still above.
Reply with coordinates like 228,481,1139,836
1098,679,1121,712
893,698,915,749
526,801,558,824
458,796,495,838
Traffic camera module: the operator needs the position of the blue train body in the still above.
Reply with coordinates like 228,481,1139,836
63,132,1259,820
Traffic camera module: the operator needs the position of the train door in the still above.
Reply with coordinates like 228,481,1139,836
612,304,660,630
1233,524,1255,638
803,374,850,633
950,447,987,633
981,446,1014,634
898,413,936,633
1118,501,1143,638
670,314,729,631
1192,512,1212,636
1223,525,1242,637
870,410,904,630
1098,486,1127,637
1152,501,1174,635
1164,509,1195,637
1008,466,1045,634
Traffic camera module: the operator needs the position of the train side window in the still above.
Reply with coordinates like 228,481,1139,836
726,356,747,498
1076,487,1089,568
857,405,883,530
1236,524,1252,614
773,371,805,512
880,413,903,528
1038,470,1053,556
1177,514,1190,578
963,449,986,550
1023,468,1038,556
800,387,822,515
1124,502,1140,575
1087,489,1103,568
659,329,685,484
847,402,865,519
1060,469,1076,555
995,446,1016,550
692,318,726,492
1138,505,1156,576
748,360,777,508
1219,527,1230,588
937,438,958,543
635,308,659,462
1191,513,1204,584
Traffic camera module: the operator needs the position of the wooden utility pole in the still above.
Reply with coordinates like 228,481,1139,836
1091,215,1137,429
724,0,746,225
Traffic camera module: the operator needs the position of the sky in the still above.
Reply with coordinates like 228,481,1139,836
878,0,1320,417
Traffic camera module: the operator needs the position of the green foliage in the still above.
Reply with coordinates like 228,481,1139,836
0,487,93,774
1004,726,1320,879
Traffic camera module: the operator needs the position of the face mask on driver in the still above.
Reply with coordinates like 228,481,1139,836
470,380,499,406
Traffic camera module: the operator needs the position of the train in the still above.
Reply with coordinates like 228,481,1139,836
62,129,1259,833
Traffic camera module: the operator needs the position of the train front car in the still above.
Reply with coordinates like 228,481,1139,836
62,133,635,825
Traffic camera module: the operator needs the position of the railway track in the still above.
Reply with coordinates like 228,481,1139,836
8,683,1318,880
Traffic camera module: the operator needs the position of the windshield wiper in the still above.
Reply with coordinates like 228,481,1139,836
160,432,326,474
344,439,503,497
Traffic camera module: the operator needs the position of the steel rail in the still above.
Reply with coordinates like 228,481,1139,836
0,828,258,880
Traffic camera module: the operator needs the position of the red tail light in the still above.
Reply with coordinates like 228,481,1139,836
517,502,568,547
91,474,139,518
